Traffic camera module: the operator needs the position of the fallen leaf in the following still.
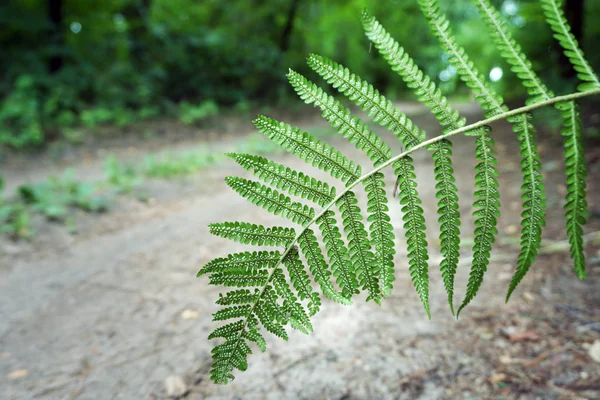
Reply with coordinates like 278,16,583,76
509,330,540,342
588,340,600,363
489,373,506,384
8,369,29,380
181,309,199,320
523,292,535,302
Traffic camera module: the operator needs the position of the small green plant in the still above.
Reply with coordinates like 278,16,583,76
0,75,44,148
104,155,143,194
199,0,599,384
179,100,219,125
0,177,33,239
143,149,218,178
18,170,108,224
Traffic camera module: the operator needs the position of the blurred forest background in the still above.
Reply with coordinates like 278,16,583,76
1,0,599,148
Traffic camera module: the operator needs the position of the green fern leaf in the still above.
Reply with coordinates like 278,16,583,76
228,153,336,207
393,157,430,317
458,133,500,316
364,173,396,296
213,305,253,321
208,320,246,340
505,114,547,300
216,289,260,306
337,190,381,303
419,0,545,302
254,115,362,184
298,229,352,305
557,100,588,279
208,270,269,288
202,3,600,384
225,177,314,226
287,70,392,166
209,222,295,247
316,211,358,299
540,0,600,91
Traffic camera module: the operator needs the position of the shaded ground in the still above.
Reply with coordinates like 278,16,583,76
1,103,599,400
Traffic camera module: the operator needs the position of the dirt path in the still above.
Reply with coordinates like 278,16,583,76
1,105,599,399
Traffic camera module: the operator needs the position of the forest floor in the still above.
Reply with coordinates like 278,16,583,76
1,103,599,400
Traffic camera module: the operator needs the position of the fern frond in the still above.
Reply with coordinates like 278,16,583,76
202,3,600,384
557,100,588,279
458,133,500,316
337,190,381,303
419,0,545,302
298,229,351,305
393,157,430,317
307,54,424,148
209,222,295,247
254,115,362,185
316,211,358,299
228,153,336,207
471,0,554,105
287,70,393,166
364,173,396,296
540,0,600,91
225,177,314,226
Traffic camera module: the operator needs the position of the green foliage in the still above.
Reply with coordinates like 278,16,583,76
200,0,599,384
470,0,597,291
418,0,545,305
0,177,33,239
104,155,143,194
19,171,108,219
0,75,43,148
144,150,218,178
179,100,219,125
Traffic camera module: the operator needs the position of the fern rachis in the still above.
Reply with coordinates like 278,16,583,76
199,0,599,384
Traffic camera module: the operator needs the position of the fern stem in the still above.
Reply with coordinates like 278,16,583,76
219,88,600,364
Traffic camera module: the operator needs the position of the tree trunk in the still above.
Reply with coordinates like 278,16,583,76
48,0,63,73
279,0,301,53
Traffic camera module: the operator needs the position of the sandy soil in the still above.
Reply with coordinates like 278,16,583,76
1,104,599,400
